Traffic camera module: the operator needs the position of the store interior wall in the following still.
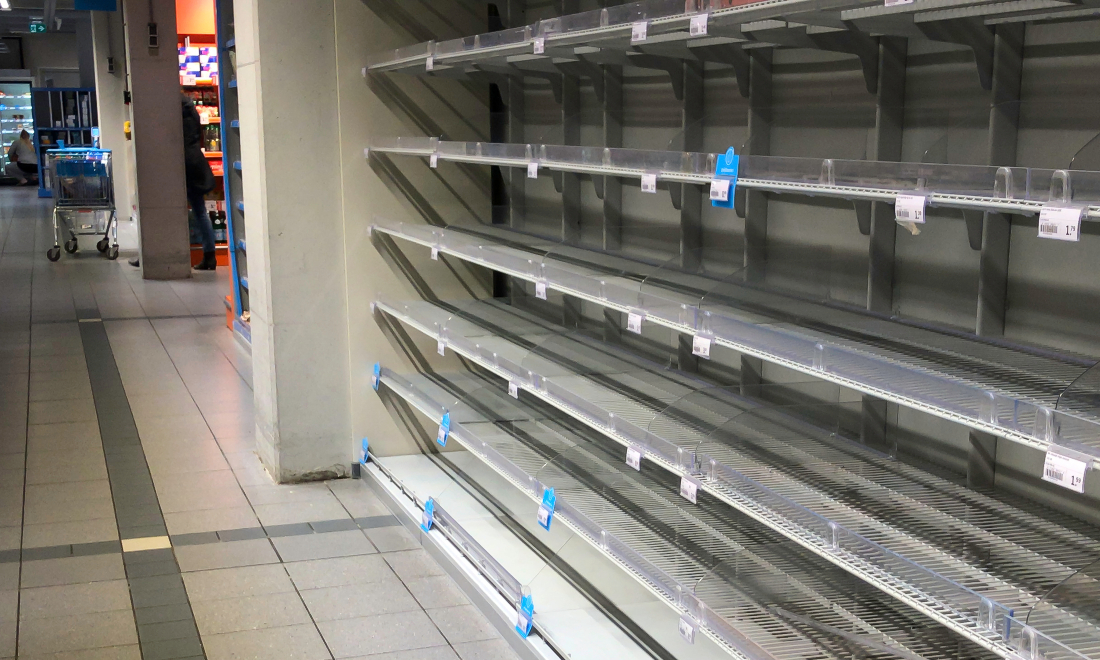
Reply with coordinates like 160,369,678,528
22,32,81,87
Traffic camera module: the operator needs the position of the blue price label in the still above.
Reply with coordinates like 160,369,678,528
421,498,435,532
371,363,381,391
711,147,739,209
515,593,535,638
537,487,556,531
436,413,451,447
359,438,369,465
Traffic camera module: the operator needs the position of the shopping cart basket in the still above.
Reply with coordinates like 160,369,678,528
46,148,118,261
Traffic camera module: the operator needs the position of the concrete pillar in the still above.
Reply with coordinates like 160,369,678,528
90,8,136,227
235,0,352,482
122,0,191,279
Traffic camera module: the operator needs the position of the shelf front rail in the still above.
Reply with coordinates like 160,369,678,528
367,138,1100,221
374,297,1097,660
370,218,1100,467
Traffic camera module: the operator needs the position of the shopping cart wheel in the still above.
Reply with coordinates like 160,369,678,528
46,247,60,262
96,238,109,253
64,239,78,254
106,246,119,261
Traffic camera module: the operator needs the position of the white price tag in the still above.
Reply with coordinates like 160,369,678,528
1042,450,1087,493
710,178,730,202
181,75,197,86
430,247,439,260
436,425,448,446
689,14,708,36
429,153,439,168
536,504,551,528
199,114,209,125
678,616,697,644
425,55,434,71
421,510,433,530
535,281,548,300
509,381,519,399
631,21,648,42
437,341,446,356
370,374,379,389
1038,206,1083,242
627,312,643,335
533,37,545,54
516,611,530,633
884,0,914,5
527,162,539,179
894,194,926,224
626,446,642,471
641,173,657,194
679,476,698,504
692,335,712,359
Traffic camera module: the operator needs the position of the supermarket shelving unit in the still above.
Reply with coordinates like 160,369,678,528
0,83,33,174
31,87,97,198
215,0,249,342
362,0,1100,659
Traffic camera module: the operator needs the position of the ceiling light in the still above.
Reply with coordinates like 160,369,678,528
0,0,11,11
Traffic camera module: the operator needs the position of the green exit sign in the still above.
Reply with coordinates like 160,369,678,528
29,21,46,33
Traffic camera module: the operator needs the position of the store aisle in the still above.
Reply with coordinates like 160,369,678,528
0,189,519,660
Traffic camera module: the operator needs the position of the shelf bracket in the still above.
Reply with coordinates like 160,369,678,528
688,43,751,98
552,171,563,194
807,28,880,95
963,210,985,251
627,54,686,101
593,175,605,200
668,182,683,211
734,187,747,219
916,17,995,91
555,60,606,103
855,200,873,236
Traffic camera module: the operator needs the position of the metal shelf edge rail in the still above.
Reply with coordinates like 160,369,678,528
369,218,1100,468
375,366,776,660
367,138,1100,220
373,299,1089,660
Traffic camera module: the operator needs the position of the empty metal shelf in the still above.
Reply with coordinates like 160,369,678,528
371,219,1100,466
374,295,1100,660
377,367,998,660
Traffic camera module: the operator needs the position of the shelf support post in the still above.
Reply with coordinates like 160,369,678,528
867,36,906,315
680,60,704,271
744,49,772,283
603,63,625,341
561,75,581,244
976,23,1022,338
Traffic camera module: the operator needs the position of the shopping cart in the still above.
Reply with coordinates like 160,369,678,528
46,148,118,261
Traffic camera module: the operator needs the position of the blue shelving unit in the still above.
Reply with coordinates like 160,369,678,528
32,87,98,198
217,0,247,336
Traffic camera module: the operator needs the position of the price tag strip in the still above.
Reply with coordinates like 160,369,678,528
421,498,435,532
627,311,644,335
508,381,520,399
371,363,381,391
692,335,712,360
1038,206,1083,242
359,438,369,466
533,37,545,54
894,193,926,224
678,615,698,644
711,147,739,209
689,14,708,36
527,162,539,179
429,153,439,168
437,340,446,356
641,173,658,194
515,593,535,638
430,247,439,261
631,21,648,42
535,280,548,300
680,476,699,504
425,55,434,71
626,446,643,471
436,413,451,447
537,487,556,531
1042,449,1088,493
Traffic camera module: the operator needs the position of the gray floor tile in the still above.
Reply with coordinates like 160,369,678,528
163,507,260,535
17,609,138,655
15,644,143,660
174,538,278,572
271,530,375,563
404,576,471,610
426,605,499,645
22,495,115,525
318,610,447,658
139,635,205,660
19,579,132,620
364,525,420,553
22,518,117,549
452,639,521,660
192,592,312,635
253,500,352,527
284,555,398,590
27,398,98,425
202,623,332,660
324,482,392,518
0,618,13,658
0,590,15,621
300,581,420,622
0,563,17,591
182,564,295,602
382,550,447,582
345,648,459,660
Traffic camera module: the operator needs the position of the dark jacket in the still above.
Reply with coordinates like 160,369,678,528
182,94,215,194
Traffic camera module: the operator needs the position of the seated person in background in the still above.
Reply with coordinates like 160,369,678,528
5,130,37,185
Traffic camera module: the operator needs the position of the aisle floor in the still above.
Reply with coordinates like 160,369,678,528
0,190,520,659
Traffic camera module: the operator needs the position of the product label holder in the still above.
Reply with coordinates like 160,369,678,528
631,21,648,42
627,311,644,334
421,498,435,532
711,147,738,209
436,413,451,447
626,446,643,471
690,14,708,36
1038,205,1084,242
537,487,556,531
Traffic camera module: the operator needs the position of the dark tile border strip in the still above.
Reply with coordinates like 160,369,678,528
79,319,207,660
1,516,403,563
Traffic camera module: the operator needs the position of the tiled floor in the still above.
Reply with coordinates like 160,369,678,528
0,190,521,659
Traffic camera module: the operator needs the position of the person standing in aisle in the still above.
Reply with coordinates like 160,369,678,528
182,93,218,270
4,130,38,185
